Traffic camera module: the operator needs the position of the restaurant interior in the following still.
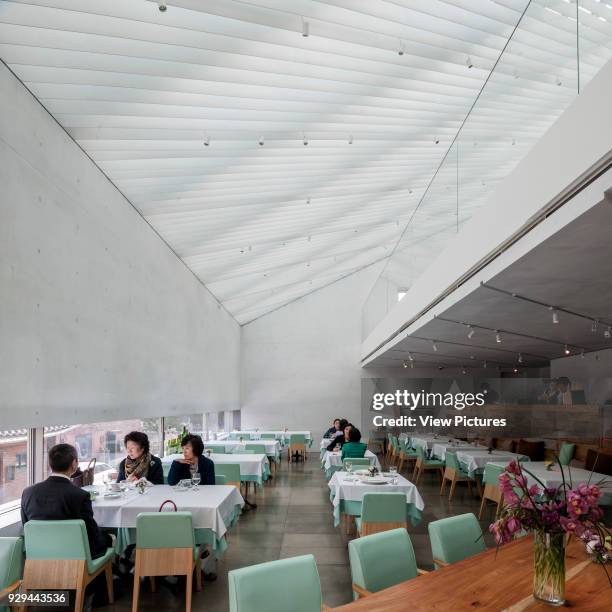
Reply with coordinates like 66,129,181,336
1,1,612,611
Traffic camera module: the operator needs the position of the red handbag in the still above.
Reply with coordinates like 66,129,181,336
158,499,177,512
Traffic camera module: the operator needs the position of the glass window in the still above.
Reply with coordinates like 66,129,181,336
0,429,28,510
164,414,204,454
43,419,162,483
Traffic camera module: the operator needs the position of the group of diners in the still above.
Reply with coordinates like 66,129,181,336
323,418,367,459
19,430,221,608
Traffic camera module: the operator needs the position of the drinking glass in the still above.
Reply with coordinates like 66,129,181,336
191,473,201,491
345,461,352,480
389,466,398,485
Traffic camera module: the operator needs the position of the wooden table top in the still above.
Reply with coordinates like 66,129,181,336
332,536,612,611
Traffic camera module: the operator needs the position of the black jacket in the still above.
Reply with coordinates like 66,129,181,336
167,455,215,486
327,437,347,452
116,455,164,485
21,476,111,559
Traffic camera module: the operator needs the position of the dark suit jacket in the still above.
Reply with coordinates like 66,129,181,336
327,437,347,452
117,455,164,485
21,476,111,559
167,455,215,486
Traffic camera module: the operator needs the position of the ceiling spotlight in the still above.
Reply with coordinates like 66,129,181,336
407,352,414,362
592,319,599,333
437,365,444,371
402,360,408,369
157,1,167,11
408,189,413,194
466,56,473,69
258,136,264,146
303,134,309,146
306,197,311,204
581,350,585,359
435,137,440,144
483,360,487,369
518,353,523,364
513,367,519,374
302,18,309,37
467,325,475,339
550,308,559,324
398,40,405,56
564,344,571,355
348,134,353,145
461,367,467,375
495,331,502,344
605,326,612,339
203,135,210,147
432,341,438,352
556,75,562,86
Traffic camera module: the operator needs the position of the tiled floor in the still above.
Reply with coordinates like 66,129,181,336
105,453,497,611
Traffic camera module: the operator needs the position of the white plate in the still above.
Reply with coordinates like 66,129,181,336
353,469,370,476
359,477,390,485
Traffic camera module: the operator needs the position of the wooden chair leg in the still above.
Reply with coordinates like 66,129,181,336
185,568,193,612
74,584,85,612
439,476,447,496
105,562,114,603
132,570,141,612
478,495,487,520
149,576,156,592
449,476,458,502
415,466,422,485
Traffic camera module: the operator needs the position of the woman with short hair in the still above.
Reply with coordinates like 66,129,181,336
326,420,351,452
167,434,215,486
117,431,164,484
341,427,367,460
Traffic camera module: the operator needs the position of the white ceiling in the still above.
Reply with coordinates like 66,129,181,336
1,0,611,323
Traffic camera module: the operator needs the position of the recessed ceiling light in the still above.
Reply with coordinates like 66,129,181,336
157,1,167,12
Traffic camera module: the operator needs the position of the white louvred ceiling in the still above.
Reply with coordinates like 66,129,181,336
1,0,611,323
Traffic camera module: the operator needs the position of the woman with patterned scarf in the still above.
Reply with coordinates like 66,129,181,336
116,431,164,484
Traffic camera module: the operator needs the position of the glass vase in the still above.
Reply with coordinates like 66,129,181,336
533,531,566,606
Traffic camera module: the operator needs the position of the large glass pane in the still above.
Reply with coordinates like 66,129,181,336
43,419,162,483
0,429,28,509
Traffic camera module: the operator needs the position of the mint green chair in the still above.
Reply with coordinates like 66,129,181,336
559,441,576,466
234,449,257,454
398,439,417,473
228,554,329,612
348,528,426,599
439,451,475,501
288,434,306,462
412,445,444,485
215,462,241,490
133,512,201,612
343,457,370,470
245,444,267,454
478,462,505,519
428,513,486,569
261,433,277,439
215,475,227,485
0,537,23,611
355,492,407,537
23,520,114,612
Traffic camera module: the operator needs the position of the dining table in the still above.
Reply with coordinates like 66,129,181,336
455,449,530,477
322,450,381,479
89,483,244,557
331,535,612,610
488,461,612,505
204,439,281,462
327,470,424,528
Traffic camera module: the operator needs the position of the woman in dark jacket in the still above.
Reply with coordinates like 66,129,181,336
326,420,351,452
167,434,215,486
117,431,164,484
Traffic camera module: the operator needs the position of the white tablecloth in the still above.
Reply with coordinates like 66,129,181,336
162,453,269,483
205,440,281,458
322,450,381,473
432,442,487,461
488,461,612,495
456,450,529,475
230,430,312,442
91,484,244,538
327,471,424,526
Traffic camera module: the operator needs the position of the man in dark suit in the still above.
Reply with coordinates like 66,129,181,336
21,443,112,559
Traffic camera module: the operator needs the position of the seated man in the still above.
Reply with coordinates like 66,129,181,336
21,443,112,559
341,427,367,460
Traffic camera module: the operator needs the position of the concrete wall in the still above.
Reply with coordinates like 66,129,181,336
241,264,384,436
0,61,241,429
